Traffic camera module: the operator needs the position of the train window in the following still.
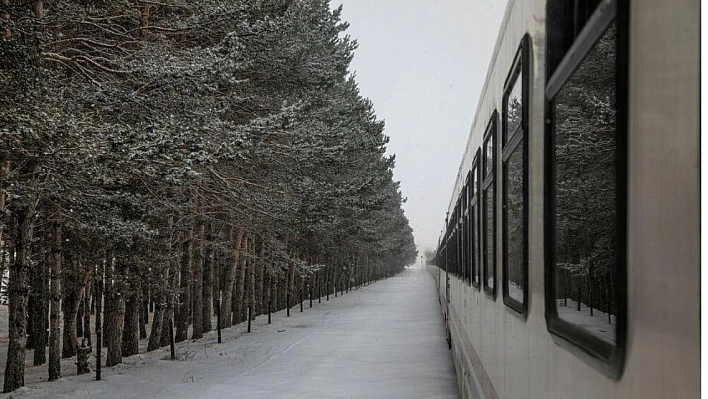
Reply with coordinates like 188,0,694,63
462,175,471,284
482,113,497,298
470,151,481,289
451,207,456,276
504,69,522,144
502,36,530,317
453,203,459,277
460,191,465,280
546,0,602,77
458,199,464,280
545,0,627,377
484,134,493,176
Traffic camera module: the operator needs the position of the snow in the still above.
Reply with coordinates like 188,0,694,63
557,298,616,344
507,281,523,303
0,268,458,398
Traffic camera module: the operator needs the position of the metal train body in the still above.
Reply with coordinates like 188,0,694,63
429,1,699,398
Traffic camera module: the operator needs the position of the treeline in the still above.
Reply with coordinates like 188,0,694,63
0,0,417,392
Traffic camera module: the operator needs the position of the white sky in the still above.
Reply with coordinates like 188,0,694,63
334,1,509,254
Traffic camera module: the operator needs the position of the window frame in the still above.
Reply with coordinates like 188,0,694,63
455,196,465,280
452,203,459,277
544,0,628,379
482,112,498,299
470,150,481,289
462,173,471,285
502,35,531,318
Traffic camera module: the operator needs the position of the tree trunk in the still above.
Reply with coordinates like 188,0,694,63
62,258,90,359
76,299,84,339
286,263,293,317
159,269,175,348
61,255,77,359
271,272,278,315
317,271,321,303
236,235,249,323
48,217,62,381
257,241,265,316
105,260,126,367
267,273,272,324
326,266,330,301
576,276,582,311
83,281,92,345
95,258,105,381
61,281,77,358
192,222,204,340
147,266,170,351
149,217,173,351
3,195,37,392
175,233,193,343
29,247,47,366
220,227,244,328
249,237,256,321
212,249,221,324
201,223,213,333
139,283,148,340
121,281,139,357
0,160,7,249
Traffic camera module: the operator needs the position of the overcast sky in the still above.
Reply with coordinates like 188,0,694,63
334,1,508,255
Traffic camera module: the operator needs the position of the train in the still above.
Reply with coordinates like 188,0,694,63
428,1,699,398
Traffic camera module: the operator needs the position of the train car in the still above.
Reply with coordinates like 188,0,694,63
428,1,699,398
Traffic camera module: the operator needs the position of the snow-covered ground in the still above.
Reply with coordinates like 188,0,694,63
557,298,616,344
508,281,523,303
0,267,459,398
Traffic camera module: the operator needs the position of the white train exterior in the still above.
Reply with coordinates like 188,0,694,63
429,1,699,399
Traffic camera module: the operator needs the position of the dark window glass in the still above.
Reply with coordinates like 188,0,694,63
473,165,478,194
463,177,471,284
482,115,496,297
504,140,525,304
458,205,464,279
453,205,459,276
484,136,493,176
472,201,479,286
546,0,603,76
484,189,495,292
505,70,522,142
470,159,480,288
463,209,470,283
463,180,469,210
502,36,529,315
553,22,617,344
546,0,627,377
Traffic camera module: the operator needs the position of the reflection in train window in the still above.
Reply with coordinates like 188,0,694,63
484,135,493,176
482,114,497,297
470,153,481,289
504,141,525,304
505,70,522,143
484,191,494,292
502,36,529,316
460,202,464,280
554,24,618,344
457,202,462,278
462,180,470,284
546,0,626,375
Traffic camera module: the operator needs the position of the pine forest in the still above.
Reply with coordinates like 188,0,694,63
0,0,418,392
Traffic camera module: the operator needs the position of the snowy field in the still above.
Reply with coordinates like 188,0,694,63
557,298,616,344
0,267,459,399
